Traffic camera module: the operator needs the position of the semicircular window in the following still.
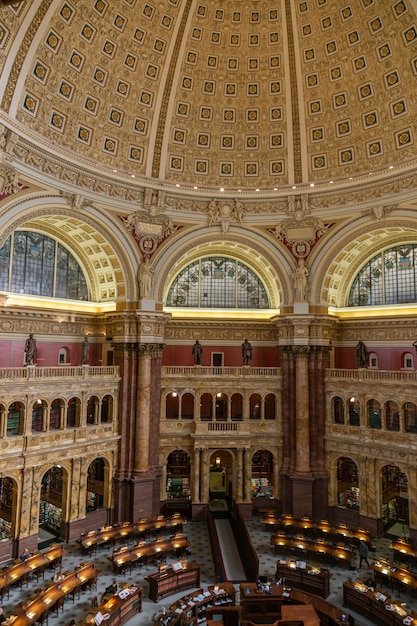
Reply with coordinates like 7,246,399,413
348,244,417,307
0,231,89,300
166,256,269,309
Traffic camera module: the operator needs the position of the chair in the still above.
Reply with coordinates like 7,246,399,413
19,572,29,589
66,585,81,603
34,563,47,581
90,596,98,608
35,610,48,626
83,574,98,592
49,596,64,617
0,583,10,601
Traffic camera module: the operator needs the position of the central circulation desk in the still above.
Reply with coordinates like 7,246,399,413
240,583,349,625
145,561,200,602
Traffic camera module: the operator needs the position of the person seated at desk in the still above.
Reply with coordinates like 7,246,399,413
54,571,65,583
101,578,118,601
20,548,30,561
0,608,6,624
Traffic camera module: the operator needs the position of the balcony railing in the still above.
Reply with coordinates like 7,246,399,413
0,366,119,380
326,368,417,383
162,366,279,377
207,422,239,431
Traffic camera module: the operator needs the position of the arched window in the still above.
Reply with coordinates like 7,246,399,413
166,393,179,419
264,394,276,420
403,352,414,369
337,457,359,509
58,348,69,364
87,458,105,512
231,394,243,421
215,393,227,421
368,352,378,369
166,256,269,309
404,402,417,433
348,397,360,426
348,244,417,306
7,402,24,436
332,396,344,424
368,399,381,429
0,231,89,300
385,401,399,431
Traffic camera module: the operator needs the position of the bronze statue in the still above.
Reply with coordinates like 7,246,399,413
241,338,252,365
82,335,89,365
192,340,203,365
24,333,37,365
356,341,368,368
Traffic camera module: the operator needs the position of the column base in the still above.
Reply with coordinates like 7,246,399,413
291,476,315,519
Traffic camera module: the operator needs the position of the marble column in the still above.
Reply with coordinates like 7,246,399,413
294,346,311,476
134,345,152,473
160,463,167,501
243,447,252,503
279,347,295,475
201,449,209,503
236,448,243,503
192,448,201,503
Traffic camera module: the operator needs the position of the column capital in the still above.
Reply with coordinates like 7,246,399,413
138,342,165,358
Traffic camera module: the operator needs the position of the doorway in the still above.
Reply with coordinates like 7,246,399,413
39,466,64,542
209,450,233,503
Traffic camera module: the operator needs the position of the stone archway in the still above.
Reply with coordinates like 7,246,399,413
209,450,234,504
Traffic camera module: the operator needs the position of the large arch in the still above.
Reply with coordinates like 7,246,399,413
309,218,417,308
152,226,294,310
0,195,139,304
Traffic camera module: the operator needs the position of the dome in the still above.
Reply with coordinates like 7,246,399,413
1,0,417,196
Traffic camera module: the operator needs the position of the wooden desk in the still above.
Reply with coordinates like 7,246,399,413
81,584,142,625
390,539,417,569
265,516,373,547
343,579,417,626
80,515,186,553
276,561,331,598
271,534,354,568
281,604,320,626
8,562,100,625
168,583,236,626
0,543,66,597
109,535,190,574
146,561,200,602
240,583,350,626
371,558,417,594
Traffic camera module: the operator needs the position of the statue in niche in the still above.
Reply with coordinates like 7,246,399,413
356,341,369,368
24,333,37,365
292,258,309,301
241,338,253,365
192,340,203,365
81,335,90,365
138,257,154,298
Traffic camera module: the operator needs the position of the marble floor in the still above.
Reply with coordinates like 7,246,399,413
1,518,416,625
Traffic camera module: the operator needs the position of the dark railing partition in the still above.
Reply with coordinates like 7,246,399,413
207,512,223,583
232,505,259,580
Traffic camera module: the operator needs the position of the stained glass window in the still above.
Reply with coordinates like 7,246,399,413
0,231,88,300
166,256,269,308
348,244,417,306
